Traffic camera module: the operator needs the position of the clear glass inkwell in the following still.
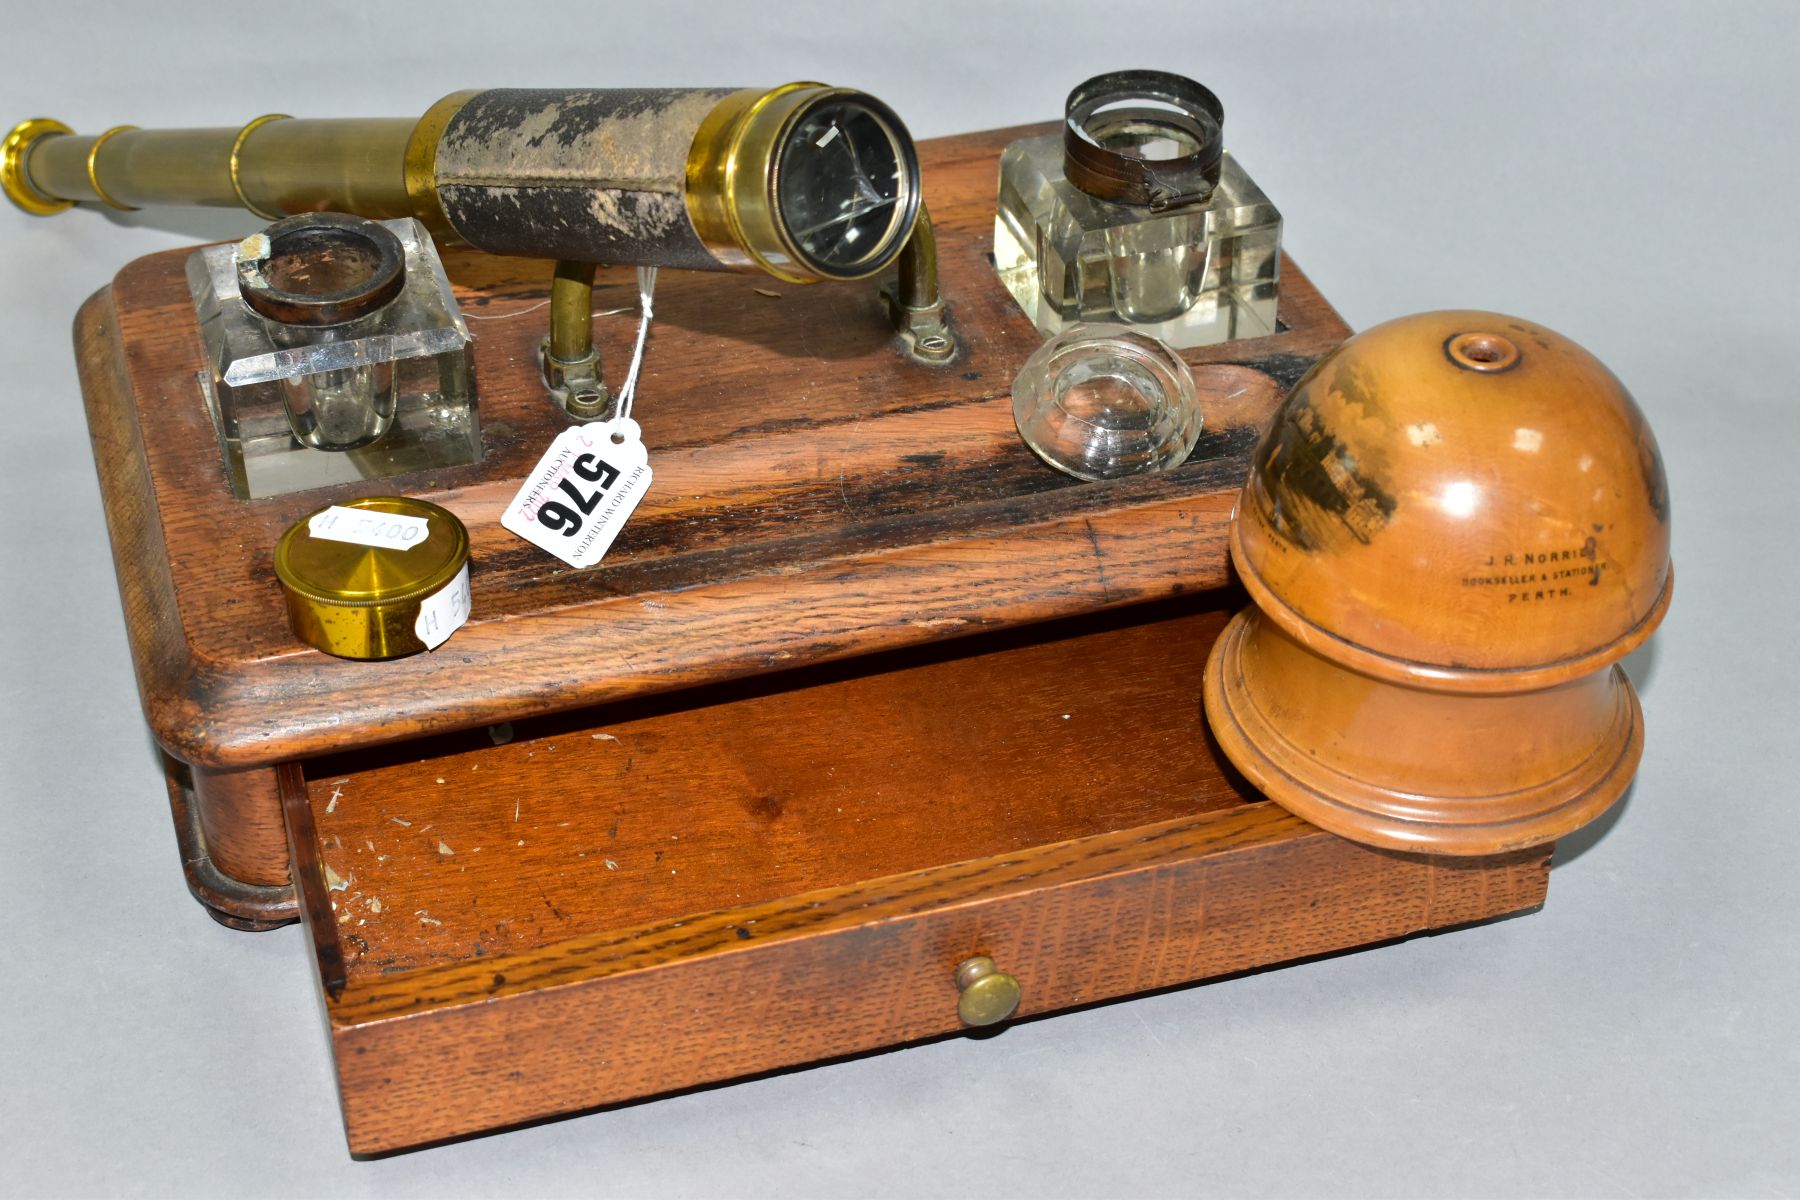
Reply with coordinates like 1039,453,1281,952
187,213,480,499
995,70,1282,348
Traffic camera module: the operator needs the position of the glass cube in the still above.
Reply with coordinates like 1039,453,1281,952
187,217,480,500
994,134,1282,348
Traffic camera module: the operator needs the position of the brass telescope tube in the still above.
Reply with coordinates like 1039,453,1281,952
9,116,418,219
5,85,951,394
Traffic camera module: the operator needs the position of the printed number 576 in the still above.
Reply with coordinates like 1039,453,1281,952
538,454,619,536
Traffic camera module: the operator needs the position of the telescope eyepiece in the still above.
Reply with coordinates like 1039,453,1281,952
773,92,919,280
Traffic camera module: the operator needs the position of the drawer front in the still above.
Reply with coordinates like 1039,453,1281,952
297,797,1547,1154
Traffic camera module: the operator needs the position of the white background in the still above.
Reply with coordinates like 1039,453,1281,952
2,2,1796,1195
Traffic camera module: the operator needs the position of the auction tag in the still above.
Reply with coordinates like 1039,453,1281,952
501,419,652,569
413,563,471,650
308,504,430,550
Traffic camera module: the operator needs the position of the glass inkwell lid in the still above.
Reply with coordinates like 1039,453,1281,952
1012,323,1202,482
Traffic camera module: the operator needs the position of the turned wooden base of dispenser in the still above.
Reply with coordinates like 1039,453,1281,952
1204,606,1647,855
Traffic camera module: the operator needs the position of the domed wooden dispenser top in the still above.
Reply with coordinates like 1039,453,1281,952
1203,310,1672,854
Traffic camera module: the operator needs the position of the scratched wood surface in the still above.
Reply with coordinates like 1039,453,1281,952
77,123,1351,772
282,598,1550,1153
303,600,1243,978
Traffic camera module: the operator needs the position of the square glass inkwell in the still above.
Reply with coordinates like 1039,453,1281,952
187,213,479,499
995,70,1282,348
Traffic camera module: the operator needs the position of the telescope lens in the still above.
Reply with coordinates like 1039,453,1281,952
775,96,918,279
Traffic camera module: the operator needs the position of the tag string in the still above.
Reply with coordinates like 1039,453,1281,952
614,266,656,428
464,299,635,322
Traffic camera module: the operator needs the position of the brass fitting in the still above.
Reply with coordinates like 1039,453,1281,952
2,117,74,215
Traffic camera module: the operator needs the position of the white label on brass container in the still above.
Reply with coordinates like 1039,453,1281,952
501,420,653,569
308,504,430,550
414,563,471,650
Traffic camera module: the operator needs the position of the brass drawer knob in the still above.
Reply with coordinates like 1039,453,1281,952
954,955,1021,1027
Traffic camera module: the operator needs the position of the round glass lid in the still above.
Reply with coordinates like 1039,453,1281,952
1012,324,1203,482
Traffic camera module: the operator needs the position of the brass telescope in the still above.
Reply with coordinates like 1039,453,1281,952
3,84,954,405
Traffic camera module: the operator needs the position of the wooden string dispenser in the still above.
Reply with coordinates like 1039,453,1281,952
1204,310,1672,854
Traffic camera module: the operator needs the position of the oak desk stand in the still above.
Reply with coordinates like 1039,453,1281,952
75,126,1550,1155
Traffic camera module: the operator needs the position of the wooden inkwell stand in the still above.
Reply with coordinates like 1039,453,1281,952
76,127,1549,1154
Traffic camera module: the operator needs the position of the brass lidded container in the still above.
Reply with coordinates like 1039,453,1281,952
274,497,470,660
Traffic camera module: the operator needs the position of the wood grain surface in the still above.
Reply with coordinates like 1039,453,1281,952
190,765,288,887
304,601,1241,979
80,123,1351,772
312,803,1549,1155
321,805,1545,1156
283,599,1551,1154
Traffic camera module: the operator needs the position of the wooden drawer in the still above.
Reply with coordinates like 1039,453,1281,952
282,599,1550,1155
